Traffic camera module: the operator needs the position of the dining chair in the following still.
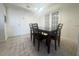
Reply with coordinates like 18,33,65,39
32,23,48,51
32,23,41,51
32,23,38,45
50,23,63,50
57,23,63,47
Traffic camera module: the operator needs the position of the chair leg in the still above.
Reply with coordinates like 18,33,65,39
32,34,33,41
46,39,48,46
31,33,32,41
58,32,61,47
33,35,35,46
47,39,51,54
55,40,57,50
48,44,50,53
58,38,60,47
38,40,40,51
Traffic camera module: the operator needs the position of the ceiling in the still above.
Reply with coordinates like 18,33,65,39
5,3,57,16
5,3,54,11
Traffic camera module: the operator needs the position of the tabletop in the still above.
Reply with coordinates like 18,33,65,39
38,26,57,33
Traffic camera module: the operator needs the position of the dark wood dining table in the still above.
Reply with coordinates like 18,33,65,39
38,27,57,53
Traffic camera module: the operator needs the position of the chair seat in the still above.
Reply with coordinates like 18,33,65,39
34,32,48,41
50,31,56,36
49,32,57,40
42,34,48,39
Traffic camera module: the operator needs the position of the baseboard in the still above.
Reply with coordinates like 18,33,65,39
8,33,30,39
0,39,6,42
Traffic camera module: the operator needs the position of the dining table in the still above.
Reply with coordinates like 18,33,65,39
38,26,57,53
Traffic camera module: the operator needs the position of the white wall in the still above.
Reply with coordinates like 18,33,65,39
0,4,5,41
61,4,79,55
48,4,79,55
6,5,45,37
61,4,79,42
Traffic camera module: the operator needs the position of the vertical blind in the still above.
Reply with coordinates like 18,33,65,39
51,11,59,30
44,11,59,30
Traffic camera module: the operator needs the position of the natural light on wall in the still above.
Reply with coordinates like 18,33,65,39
33,3,49,16
39,7,44,12
34,7,44,15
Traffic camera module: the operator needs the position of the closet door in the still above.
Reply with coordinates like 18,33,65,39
51,11,59,30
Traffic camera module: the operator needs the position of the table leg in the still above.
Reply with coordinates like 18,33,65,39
38,39,40,51
55,39,57,50
31,32,32,40
47,36,51,53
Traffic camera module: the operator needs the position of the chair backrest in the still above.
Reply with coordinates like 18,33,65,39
29,23,33,31
57,23,63,29
56,23,63,36
32,23,39,34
